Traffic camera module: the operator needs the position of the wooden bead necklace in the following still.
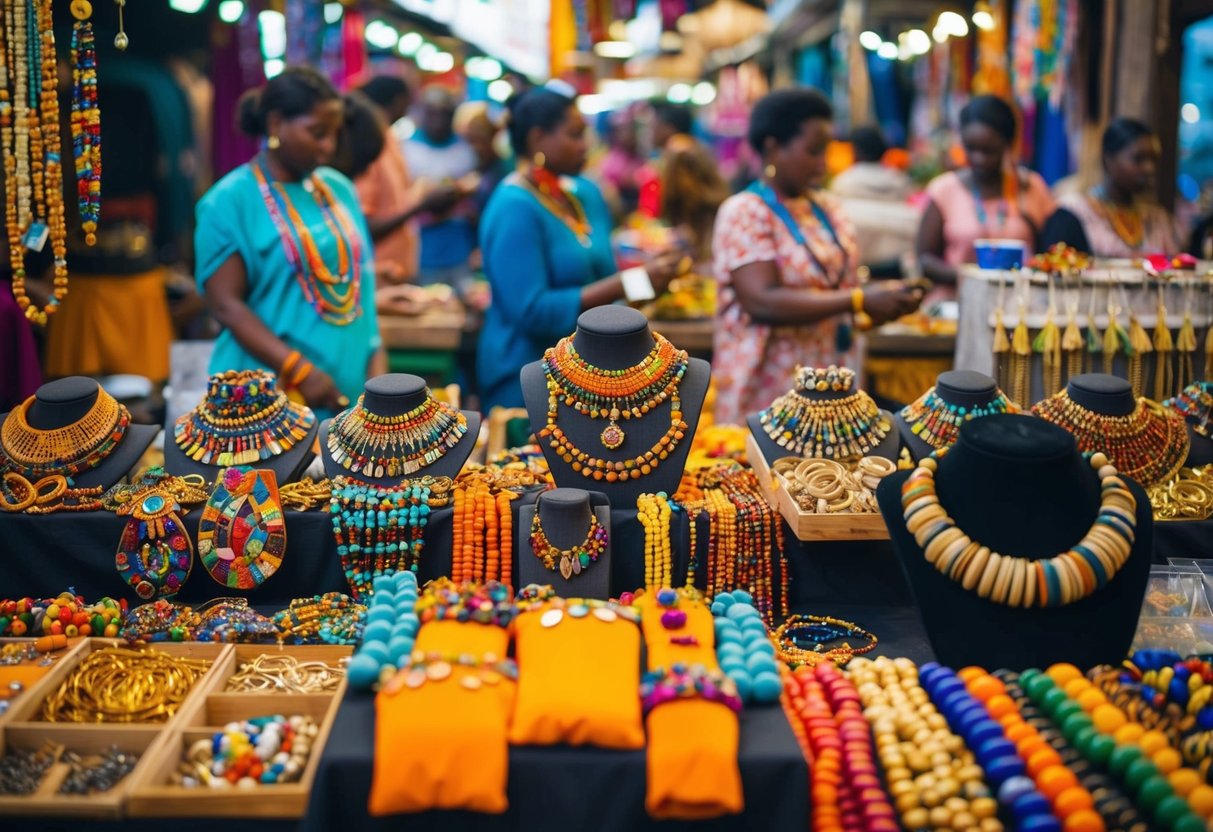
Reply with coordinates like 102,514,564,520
0,388,129,480
450,476,514,586
638,492,672,590
529,500,607,580
70,0,100,246
252,154,364,325
901,451,1137,608
759,365,890,460
329,476,434,601
326,392,468,480
1032,390,1190,487
899,386,1018,451
174,370,316,467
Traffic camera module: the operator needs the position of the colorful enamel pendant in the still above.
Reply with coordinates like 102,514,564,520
198,467,286,590
115,488,193,600
600,419,625,450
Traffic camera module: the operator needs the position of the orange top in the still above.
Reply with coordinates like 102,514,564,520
355,129,419,279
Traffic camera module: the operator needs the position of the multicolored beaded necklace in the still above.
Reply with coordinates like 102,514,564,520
1165,381,1213,438
0,388,130,480
899,386,1018,451
759,366,889,460
326,393,468,480
174,370,316,467
528,505,608,580
1031,390,1190,487
901,450,1137,608
516,169,591,247
69,0,100,246
252,154,364,326
330,477,432,600
542,333,688,451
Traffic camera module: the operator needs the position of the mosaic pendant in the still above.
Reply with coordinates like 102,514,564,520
600,420,625,450
197,467,286,590
115,489,193,600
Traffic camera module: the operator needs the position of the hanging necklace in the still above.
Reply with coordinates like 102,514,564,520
1090,185,1144,250
899,387,1018,451
0,388,130,479
759,366,889,460
197,467,287,590
516,170,592,247
326,393,468,480
901,449,1137,607
1165,381,1213,438
252,155,364,326
330,476,434,600
529,505,608,580
542,333,688,450
70,0,100,246
174,370,316,467
968,169,1012,235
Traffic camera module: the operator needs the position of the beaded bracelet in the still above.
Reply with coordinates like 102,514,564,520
773,613,876,670
415,579,516,628
640,663,742,716
272,592,366,645
710,590,781,705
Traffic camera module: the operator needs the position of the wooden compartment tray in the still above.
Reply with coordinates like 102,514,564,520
746,432,891,541
0,638,87,726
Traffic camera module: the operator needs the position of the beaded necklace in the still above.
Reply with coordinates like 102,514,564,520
638,492,673,590
1165,381,1213,438
772,613,876,669
272,592,366,645
70,0,100,245
516,170,591,247
174,370,316,467
450,475,515,585
542,333,688,451
326,393,468,480
251,154,364,326
528,504,607,580
901,450,1137,608
0,388,130,480
1090,185,1145,250
899,386,1018,451
330,477,433,600
1031,390,1190,487
759,366,889,460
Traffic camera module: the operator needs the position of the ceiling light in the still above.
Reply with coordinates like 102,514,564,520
594,40,636,59
972,2,996,31
398,31,423,55
217,0,243,23
906,29,931,55
324,3,343,24
365,20,400,50
667,83,691,104
877,41,898,60
258,10,286,59
859,30,883,51
938,10,969,37
169,0,208,12
488,79,513,102
1182,103,1201,124
691,82,716,106
264,58,285,78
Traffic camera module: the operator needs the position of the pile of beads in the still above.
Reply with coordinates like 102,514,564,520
1164,381,1213,437
347,572,419,691
781,663,899,831
59,747,139,795
120,599,202,642
413,579,515,628
640,663,742,716
174,715,318,788
1020,664,1208,831
848,657,1001,831
272,592,366,645
0,743,58,795
1123,651,1213,735
709,590,781,705
0,591,125,638
919,663,1059,830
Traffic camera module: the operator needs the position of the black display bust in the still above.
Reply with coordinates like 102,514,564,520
895,370,1000,462
1066,373,1135,415
164,404,318,485
876,414,1152,669
0,377,160,489
1183,424,1213,467
517,488,612,599
746,378,900,467
521,306,711,508
320,373,480,485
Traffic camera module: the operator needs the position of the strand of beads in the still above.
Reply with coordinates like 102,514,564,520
848,657,1001,831
347,572,418,691
330,477,432,600
271,593,365,645
710,591,781,705
70,0,100,245
638,492,672,590
1019,665,1208,831
899,386,1018,451
772,614,876,670
450,475,516,585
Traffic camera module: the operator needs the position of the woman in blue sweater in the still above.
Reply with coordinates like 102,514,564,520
477,89,684,409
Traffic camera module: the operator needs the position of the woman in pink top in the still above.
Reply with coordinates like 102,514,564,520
917,96,1055,299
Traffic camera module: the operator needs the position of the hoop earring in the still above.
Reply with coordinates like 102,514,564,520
267,135,281,151
533,152,546,170
764,163,776,179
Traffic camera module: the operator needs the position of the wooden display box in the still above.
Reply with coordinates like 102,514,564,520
0,640,230,818
746,433,891,541
0,637,88,727
126,644,347,819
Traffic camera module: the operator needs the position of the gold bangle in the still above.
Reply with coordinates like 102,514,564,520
852,287,873,331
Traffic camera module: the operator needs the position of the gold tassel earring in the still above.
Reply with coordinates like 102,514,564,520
1152,286,1174,401
992,278,1010,392
1125,284,1151,397
1010,280,1032,407
1034,274,1062,397
1061,284,1084,387
1177,284,1197,392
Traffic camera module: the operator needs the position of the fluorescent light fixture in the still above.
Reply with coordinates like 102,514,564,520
217,0,243,22
427,52,455,73
667,83,691,104
933,25,949,44
488,79,513,102
972,9,995,30
264,58,285,78
365,19,400,50
859,30,883,51
324,2,343,24
594,40,637,59
258,10,286,59
906,29,931,55
169,0,208,12
398,31,423,55
877,41,898,60
691,81,715,106
1182,103,1201,124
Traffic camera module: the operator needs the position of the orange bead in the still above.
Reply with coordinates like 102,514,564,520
1017,736,1050,760
1053,785,1095,816
967,674,1005,702
1037,765,1079,801
1076,687,1107,710
1113,722,1145,746
986,694,1018,720
1138,730,1169,756
1168,768,1201,797
1091,704,1127,733
1152,747,1182,774
1062,809,1106,832
958,666,987,682
1047,663,1084,686
1187,784,1213,816
1005,722,1036,745
1028,749,1065,779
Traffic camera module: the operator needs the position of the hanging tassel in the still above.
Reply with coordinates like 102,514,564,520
1086,310,1102,376
1102,312,1124,376
992,308,1011,393
1033,311,1062,397
1011,315,1032,407
1177,312,1197,392
1062,314,1084,386
1152,292,1174,401
1127,313,1152,397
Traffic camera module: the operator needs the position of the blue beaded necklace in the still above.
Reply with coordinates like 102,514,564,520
898,387,1017,451
330,477,432,600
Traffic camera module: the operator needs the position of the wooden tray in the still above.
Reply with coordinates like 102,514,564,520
0,638,87,726
746,433,891,541
126,644,347,819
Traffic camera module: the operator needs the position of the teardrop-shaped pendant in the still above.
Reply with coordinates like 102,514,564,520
559,555,574,580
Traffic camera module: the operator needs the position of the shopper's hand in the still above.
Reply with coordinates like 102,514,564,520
419,184,462,215
861,280,924,325
375,260,409,286
299,367,346,413
644,248,690,296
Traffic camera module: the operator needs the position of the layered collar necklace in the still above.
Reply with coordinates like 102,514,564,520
1089,184,1144,250
326,393,468,480
899,386,1018,451
759,366,889,460
1,388,130,480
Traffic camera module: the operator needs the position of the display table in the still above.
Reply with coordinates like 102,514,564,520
648,317,713,356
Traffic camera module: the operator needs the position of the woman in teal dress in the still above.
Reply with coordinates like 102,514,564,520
196,67,384,419
477,88,684,410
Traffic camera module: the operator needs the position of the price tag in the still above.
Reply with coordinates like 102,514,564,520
23,221,48,252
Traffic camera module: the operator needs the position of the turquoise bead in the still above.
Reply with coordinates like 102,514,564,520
347,654,380,690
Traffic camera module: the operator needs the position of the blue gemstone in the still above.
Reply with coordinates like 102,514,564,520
142,494,165,513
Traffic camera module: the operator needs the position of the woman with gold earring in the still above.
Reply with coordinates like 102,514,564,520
710,88,925,424
194,67,385,419
476,87,686,409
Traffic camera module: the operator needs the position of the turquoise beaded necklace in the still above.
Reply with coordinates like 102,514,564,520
899,387,1017,451
330,477,432,600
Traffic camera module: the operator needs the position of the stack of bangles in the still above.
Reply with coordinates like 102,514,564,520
640,663,743,715
773,613,877,669
771,456,896,514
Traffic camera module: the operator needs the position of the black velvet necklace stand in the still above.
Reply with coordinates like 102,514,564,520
746,383,900,467
1066,373,1136,416
2,377,160,489
320,373,480,485
164,408,318,485
1183,423,1213,467
895,370,1002,462
517,487,612,599
521,306,710,509
876,414,1153,669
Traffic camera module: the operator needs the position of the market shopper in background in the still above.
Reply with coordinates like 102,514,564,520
830,125,919,275
1040,117,1181,257
597,110,647,218
660,138,729,265
477,87,685,410
916,95,1054,297
195,67,384,418
455,102,510,243
711,88,923,425
651,101,694,151
404,87,478,290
